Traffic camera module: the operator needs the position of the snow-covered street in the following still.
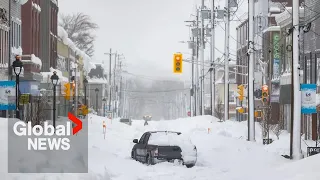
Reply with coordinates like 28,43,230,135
1,115,319,180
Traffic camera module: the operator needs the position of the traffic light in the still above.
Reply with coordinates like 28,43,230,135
261,85,269,103
173,53,183,73
237,84,244,101
79,104,88,116
254,110,262,118
63,83,71,100
237,107,247,114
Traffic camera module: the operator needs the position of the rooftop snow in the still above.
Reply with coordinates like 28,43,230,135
87,77,108,84
57,26,95,74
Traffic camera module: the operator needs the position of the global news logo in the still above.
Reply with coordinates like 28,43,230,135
12,112,82,151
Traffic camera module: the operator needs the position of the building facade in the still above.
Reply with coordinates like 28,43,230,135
20,0,42,95
0,0,24,79
40,0,58,71
22,0,40,57
274,7,305,132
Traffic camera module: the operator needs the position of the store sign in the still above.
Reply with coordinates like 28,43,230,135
273,33,280,79
301,84,317,114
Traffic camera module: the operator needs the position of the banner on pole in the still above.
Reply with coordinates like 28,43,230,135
0,81,16,110
301,84,317,114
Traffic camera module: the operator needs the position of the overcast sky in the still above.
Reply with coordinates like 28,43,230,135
59,0,247,82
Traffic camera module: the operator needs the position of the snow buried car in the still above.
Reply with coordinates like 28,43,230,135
131,131,197,168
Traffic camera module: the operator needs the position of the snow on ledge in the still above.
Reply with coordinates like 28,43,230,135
41,67,68,84
31,54,42,68
87,77,108,84
12,47,22,56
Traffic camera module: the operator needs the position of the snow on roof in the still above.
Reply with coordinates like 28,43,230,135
57,26,95,74
87,77,108,84
40,67,68,84
275,7,304,25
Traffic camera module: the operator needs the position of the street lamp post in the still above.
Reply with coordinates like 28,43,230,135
102,98,107,117
12,55,23,119
83,77,88,106
51,71,59,129
95,88,99,114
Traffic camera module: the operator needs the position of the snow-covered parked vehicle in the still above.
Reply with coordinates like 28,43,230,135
131,131,197,168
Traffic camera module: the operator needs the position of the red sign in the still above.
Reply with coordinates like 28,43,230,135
68,112,82,135
187,111,191,116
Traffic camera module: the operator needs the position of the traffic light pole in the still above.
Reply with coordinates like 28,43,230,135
248,0,255,141
224,0,230,121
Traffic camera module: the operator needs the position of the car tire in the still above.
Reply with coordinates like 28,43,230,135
185,163,195,168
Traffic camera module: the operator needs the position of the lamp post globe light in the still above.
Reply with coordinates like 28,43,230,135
83,77,88,106
51,71,59,129
12,55,23,119
95,88,99,114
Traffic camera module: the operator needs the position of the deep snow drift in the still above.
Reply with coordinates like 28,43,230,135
0,115,319,180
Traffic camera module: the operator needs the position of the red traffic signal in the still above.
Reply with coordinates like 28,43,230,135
261,85,269,103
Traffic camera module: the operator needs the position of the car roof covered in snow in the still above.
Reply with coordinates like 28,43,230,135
148,131,181,135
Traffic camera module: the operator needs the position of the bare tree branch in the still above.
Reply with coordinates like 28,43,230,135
59,12,99,57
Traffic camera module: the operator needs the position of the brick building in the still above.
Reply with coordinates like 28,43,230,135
40,0,58,71
20,0,43,95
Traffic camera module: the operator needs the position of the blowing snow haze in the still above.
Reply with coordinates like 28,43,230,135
0,0,318,179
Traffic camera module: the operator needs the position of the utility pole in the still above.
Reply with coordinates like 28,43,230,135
200,0,205,115
122,79,127,117
195,8,200,116
108,49,112,114
191,36,195,117
119,61,122,117
113,53,118,118
291,0,302,160
248,0,255,141
210,0,215,116
224,0,230,121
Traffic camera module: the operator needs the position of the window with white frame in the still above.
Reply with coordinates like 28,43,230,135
229,91,235,103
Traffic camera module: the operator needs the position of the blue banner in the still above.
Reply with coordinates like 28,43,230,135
0,81,16,110
301,84,317,114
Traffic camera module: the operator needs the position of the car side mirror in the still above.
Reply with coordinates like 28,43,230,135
133,139,138,143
